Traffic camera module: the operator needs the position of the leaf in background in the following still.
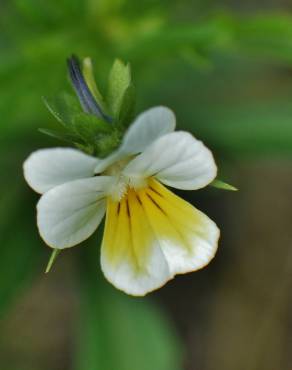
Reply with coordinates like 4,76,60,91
74,234,183,370
0,184,43,318
0,140,47,319
185,98,292,157
0,221,41,319
234,14,292,63
107,59,132,118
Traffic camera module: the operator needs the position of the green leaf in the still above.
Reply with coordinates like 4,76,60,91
211,179,238,191
107,59,132,118
75,234,183,370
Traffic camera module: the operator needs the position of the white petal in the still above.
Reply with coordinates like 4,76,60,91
100,180,219,296
94,106,175,174
122,106,176,153
24,148,98,194
37,177,111,249
124,131,217,190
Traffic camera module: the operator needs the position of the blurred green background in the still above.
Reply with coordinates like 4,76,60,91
1,0,292,369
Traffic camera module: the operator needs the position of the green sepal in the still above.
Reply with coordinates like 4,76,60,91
117,84,136,128
107,59,133,119
72,113,111,140
42,92,121,156
72,113,120,157
95,129,122,158
42,59,136,158
45,249,61,273
82,57,107,112
38,128,84,144
210,179,238,191
42,93,81,129
75,143,95,156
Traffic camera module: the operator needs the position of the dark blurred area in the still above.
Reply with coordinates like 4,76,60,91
1,0,292,369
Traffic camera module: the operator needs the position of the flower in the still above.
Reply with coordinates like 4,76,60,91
23,106,219,296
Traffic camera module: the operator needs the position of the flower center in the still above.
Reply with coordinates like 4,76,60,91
103,157,133,177
103,157,148,201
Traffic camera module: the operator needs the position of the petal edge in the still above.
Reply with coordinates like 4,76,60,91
37,177,111,248
24,148,98,194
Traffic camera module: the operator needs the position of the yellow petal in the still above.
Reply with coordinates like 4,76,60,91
101,179,219,296
140,179,220,274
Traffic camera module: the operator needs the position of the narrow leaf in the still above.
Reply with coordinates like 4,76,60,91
45,249,61,273
211,179,238,191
